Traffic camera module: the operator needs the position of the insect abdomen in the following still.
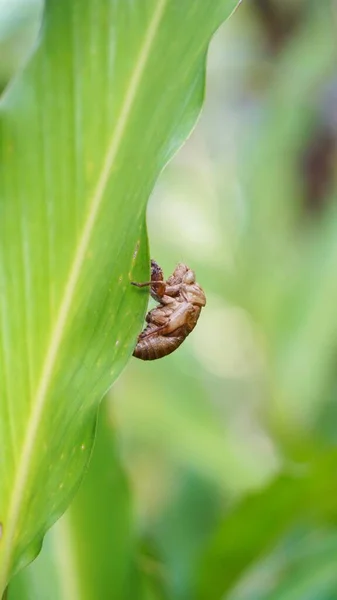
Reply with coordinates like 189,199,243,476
133,334,185,361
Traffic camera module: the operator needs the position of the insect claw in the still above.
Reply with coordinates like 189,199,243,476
131,281,152,288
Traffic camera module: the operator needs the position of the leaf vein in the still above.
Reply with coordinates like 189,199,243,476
0,0,167,583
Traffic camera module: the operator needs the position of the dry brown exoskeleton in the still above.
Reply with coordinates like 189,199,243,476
132,260,206,360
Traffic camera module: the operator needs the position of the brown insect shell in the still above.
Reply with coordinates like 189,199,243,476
180,282,206,307
133,331,186,360
167,264,206,306
166,263,190,287
150,259,166,301
133,261,206,361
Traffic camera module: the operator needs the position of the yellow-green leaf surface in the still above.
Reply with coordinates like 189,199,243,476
0,0,241,591
8,401,136,600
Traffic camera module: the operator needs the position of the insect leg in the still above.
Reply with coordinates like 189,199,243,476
141,303,195,339
164,283,181,297
131,259,167,301
159,302,196,336
131,280,162,288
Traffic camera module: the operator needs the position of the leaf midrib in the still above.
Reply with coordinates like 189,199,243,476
0,0,167,587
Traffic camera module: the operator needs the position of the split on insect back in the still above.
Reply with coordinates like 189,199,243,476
131,260,206,360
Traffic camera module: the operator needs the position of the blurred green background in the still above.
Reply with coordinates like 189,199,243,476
2,1,337,598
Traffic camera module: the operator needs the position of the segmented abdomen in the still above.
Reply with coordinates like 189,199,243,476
133,334,185,360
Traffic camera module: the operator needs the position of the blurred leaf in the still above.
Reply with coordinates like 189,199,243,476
0,0,241,591
195,474,306,600
235,2,336,451
0,1,43,92
229,529,337,600
153,472,222,600
266,534,337,600
64,402,133,600
196,450,337,600
134,539,169,600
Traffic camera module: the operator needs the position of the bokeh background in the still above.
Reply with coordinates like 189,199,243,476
2,1,337,599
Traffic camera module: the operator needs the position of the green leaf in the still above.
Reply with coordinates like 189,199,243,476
0,0,241,591
8,399,134,600
0,1,42,92
152,472,222,600
265,534,337,600
228,529,337,600
195,475,307,600
195,451,337,600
